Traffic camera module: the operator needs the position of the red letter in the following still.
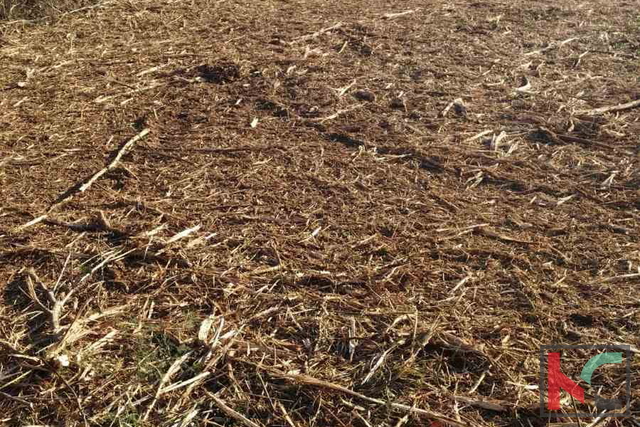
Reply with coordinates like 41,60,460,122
547,352,585,410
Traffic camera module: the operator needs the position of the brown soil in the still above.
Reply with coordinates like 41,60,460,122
1,0,639,425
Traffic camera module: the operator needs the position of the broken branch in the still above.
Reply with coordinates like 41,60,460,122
205,391,263,427
579,99,640,115
264,368,469,426
49,128,150,211
291,22,342,44
26,268,74,336
382,10,418,20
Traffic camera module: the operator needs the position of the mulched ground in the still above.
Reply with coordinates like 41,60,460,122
1,0,639,425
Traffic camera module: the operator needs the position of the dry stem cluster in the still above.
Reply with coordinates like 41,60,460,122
1,0,639,425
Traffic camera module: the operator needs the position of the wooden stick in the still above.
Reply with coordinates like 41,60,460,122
536,126,616,150
205,391,263,427
161,371,210,394
579,99,640,115
291,22,342,44
144,351,192,421
596,272,640,284
555,133,616,150
524,37,578,56
266,369,469,426
152,146,281,154
47,128,150,212
79,128,150,193
463,130,493,143
311,105,363,123
16,214,48,230
382,10,417,20
26,268,74,335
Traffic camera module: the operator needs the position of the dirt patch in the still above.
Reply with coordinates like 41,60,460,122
0,0,99,21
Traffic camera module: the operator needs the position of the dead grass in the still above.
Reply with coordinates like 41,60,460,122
1,0,640,425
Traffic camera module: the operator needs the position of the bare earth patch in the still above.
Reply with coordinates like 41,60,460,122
1,0,639,425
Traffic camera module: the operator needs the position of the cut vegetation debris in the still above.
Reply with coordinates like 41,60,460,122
1,0,640,426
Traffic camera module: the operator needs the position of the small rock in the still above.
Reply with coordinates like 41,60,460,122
353,90,376,102
408,110,422,120
453,98,467,116
389,97,406,110
379,120,394,131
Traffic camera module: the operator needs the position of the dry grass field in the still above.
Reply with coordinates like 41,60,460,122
1,0,640,425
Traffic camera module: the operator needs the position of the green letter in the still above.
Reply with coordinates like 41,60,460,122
580,352,622,385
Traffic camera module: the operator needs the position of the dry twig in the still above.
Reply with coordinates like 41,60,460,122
264,369,470,426
291,22,343,44
25,268,74,336
206,391,263,427
579,99,640,115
